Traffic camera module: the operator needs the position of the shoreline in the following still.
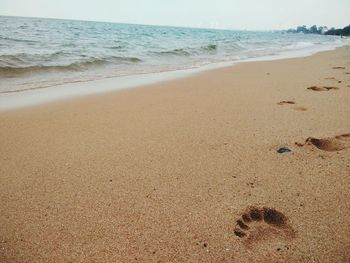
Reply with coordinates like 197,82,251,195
0,42,349,111
0,45,349,263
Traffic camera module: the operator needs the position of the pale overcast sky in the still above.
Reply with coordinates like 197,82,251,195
0,0,349,30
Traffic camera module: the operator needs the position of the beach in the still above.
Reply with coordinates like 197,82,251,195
0,45,350,262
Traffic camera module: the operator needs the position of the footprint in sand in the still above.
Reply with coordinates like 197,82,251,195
296,133,350,152
307,86,339,91
277,101,307,111
233,206,296,251
277,101,295,105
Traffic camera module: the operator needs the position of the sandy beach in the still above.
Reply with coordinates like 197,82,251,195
1,46,350,262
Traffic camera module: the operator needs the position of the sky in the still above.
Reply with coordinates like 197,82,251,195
0,0,349,30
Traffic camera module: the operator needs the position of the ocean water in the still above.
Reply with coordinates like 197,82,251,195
0,16,349,93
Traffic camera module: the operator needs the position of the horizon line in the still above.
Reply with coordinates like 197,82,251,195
0,14,319,32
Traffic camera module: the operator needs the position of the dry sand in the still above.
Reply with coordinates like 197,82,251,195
1,46,350,263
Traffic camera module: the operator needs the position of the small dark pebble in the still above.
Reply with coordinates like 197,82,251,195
203,243,208,248
277,147,292,154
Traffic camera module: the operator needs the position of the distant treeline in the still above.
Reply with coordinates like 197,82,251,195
286,25,350,36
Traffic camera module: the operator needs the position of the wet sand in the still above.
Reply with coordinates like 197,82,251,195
1,46,350,263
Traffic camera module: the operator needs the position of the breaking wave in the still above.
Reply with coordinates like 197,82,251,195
0,55,143,77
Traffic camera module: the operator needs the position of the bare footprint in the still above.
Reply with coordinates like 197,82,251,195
278,101,307,111
277,101,295,105
296,133,350,152
307,86,339,91
234,206,296,252
332,66,346,69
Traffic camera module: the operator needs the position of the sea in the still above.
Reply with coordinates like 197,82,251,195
1,16,349,95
